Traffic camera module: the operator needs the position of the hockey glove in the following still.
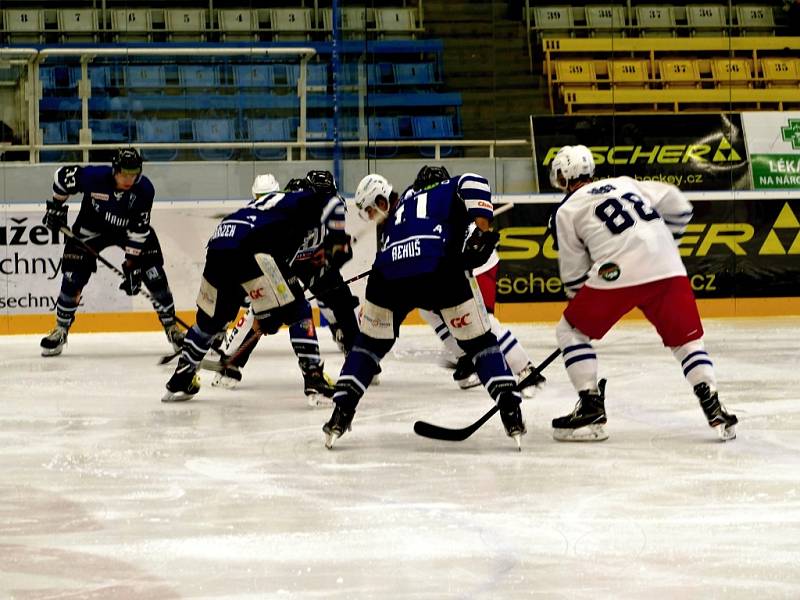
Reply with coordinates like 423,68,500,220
462,228,500,270
43,199,68,232
119,260,143,296
323,233,353,270
255,299,305,335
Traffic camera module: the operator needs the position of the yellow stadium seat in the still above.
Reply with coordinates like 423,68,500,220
659,58,702,88
609,59,650,88
761,57,800,87
634,5,676,37
686,4,728,37
554,60,598,86
710,58,754,87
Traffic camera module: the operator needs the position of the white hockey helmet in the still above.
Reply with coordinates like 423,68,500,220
251,173,280,198
551,145,595,191
355,173,393,222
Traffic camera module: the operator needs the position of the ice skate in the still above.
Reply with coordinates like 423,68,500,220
163,323,185,352
40,325,68,357
453,355,480,389
162,364,200,402
302,362,335,407
517,363,546,398
552,379,608,442
694,383,738,441
210,363,242,389
498,393,527,450
323,404,354,449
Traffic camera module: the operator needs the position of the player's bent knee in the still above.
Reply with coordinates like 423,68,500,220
360,300,395,339
441,298,490,341
556,315,590,349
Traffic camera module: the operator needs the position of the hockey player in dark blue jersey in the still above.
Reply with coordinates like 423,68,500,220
40,148,183,356
322,166,526,449
162,170,359,403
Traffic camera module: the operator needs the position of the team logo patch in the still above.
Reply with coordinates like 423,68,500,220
599,262,621,282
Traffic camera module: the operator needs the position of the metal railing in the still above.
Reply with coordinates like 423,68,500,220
0,45,526,163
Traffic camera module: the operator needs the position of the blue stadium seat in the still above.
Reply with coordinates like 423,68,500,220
285,63,328,88
367,116,399,157
412,115,457,157
234,64,273,88
247,118,291,160
394,63,435,86
193,118,236,161
178,64,219,88
126,65,166,90
88,66,112,94
89,119,130,143
135,119,180,161
40,121,66,161
40,66,76,93
367,63,395,86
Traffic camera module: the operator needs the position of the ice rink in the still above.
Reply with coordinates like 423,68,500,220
1,317,799,599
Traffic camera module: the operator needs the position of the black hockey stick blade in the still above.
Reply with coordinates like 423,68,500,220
413,348,562,442
158,349,182,365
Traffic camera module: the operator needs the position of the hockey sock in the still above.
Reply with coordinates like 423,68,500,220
180,324,215,369
55,290,79,329
556,316,598,392
333,334,391,411
490,314,531,375
143,265,177,324
290,304,322,368
420,309,464,358
459,332,517,401
672,338,716,390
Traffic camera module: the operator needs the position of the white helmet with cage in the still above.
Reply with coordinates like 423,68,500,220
549,144,595,191
251,173,280,199
354,173,393,222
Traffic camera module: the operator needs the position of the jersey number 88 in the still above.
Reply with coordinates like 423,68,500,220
594,192,659,235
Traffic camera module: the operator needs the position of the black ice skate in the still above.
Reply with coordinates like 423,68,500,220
517,362,547,398
323,404,355,449
552,379,608,442
40,325,68,357
163,322,185,352
498,392,527,450
162,364,200,403
694,382,738,441
301,362,335,407
453,355,480,389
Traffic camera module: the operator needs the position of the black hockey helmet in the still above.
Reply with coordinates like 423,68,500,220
412,165,450,191
305,170,338,196
285,178,308,192
112,148,142,174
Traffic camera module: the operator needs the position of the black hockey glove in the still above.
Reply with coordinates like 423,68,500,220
119,260,142,296
43,199,68,232
462,228,500,270
256,299,305,335
323,233,353,270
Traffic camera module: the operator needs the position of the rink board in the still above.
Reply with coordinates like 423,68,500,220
2,192,800,334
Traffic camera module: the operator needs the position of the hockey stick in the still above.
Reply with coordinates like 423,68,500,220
157,267,373,365
58,226,194,333
413,348,562,442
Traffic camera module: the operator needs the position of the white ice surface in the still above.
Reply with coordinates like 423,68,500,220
1,318,799,599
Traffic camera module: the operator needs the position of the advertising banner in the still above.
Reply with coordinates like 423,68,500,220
495,197,800,303
533,114,751,192
743,112,800,190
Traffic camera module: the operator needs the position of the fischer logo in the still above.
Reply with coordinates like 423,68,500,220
543,137,742,166
759,203,800,255
449,313,472,328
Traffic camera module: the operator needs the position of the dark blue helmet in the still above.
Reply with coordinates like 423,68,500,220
305,170,337,196
112,147,142,173
412,165,450,191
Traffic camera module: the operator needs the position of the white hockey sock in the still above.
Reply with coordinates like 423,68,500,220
671,338,716,390
556,316,598,392
420,308,464,359
490,314,530,375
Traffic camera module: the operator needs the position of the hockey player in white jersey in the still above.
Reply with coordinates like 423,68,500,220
548,145,737,442
419,223,545,397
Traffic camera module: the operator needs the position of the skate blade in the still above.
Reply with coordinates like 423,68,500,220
41,347,64,357
715,423,737,442
306,393,333,408
520,384,540,399
553,424,608,442
324,431,340,449
161,390,196,403
211,374,239,389
510,432,523,451
457,376,481,390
